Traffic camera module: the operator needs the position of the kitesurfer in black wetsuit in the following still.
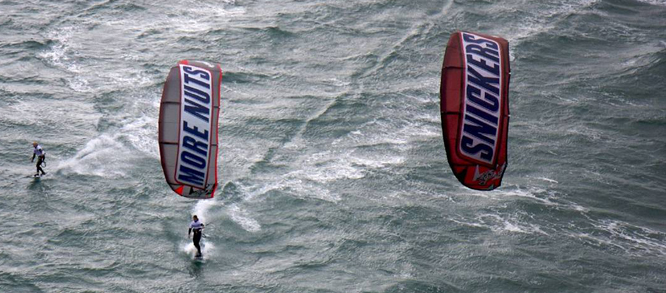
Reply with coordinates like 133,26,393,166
188,215,205,257
31,142,46,177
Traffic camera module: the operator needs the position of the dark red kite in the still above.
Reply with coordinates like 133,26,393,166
440,32,511,190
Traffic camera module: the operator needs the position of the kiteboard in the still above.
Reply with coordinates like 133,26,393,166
158,60,223,199
440,31,511,190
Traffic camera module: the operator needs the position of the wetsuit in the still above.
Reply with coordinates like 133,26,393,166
32,145,46,176
189,220,204,256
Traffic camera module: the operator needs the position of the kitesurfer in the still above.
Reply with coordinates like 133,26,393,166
188,215,205,257
31,142,46,177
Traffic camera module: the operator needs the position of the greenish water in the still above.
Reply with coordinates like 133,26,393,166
1,0,665,292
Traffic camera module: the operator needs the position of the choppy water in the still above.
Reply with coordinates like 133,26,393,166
1,0,665,292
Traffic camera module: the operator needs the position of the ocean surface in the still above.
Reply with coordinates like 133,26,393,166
1,0,665,292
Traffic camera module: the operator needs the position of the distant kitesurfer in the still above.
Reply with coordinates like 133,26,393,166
31,141,46,177
188,215,205,257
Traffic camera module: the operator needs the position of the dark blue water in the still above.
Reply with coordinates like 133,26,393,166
1,0,665,292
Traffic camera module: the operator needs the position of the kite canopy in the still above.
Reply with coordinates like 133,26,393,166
440,32,511,190
158,60,222,199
